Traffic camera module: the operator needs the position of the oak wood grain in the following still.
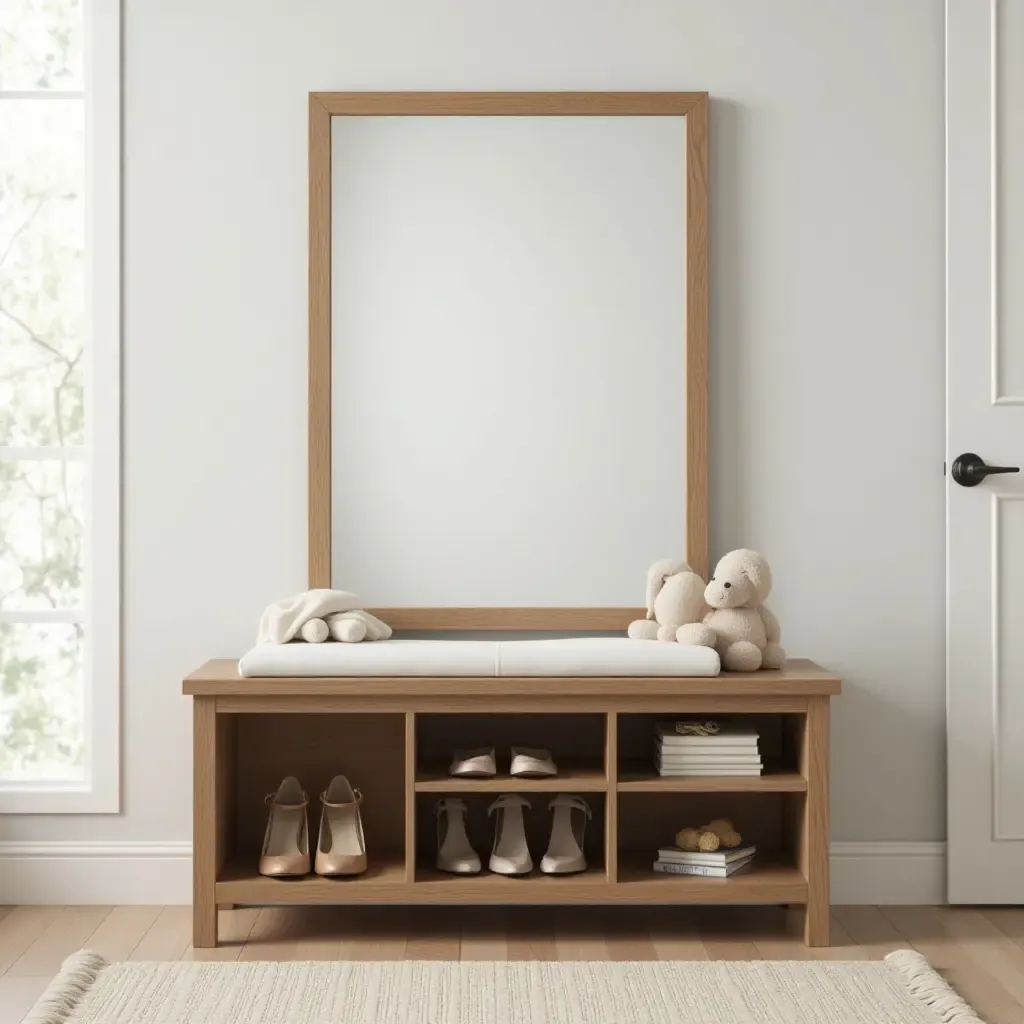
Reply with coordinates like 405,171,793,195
308,94,332,588
192,698,218,948
685,93,709,580
800,697,830,946
314,92,707,117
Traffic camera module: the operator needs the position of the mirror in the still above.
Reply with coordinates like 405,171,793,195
309,94,707,626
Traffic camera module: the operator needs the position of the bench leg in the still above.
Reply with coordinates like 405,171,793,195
193,697,219,948
801,697,831,947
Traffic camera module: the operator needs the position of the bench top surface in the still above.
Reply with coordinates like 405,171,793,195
182,657,841,697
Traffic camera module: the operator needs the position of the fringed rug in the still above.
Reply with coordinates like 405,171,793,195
25,949,982,1024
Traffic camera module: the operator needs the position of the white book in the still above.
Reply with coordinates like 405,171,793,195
655,745,761,753
657,844,757,865
655,751,763,765
656,759,763,770
652,855,755,878
656,742,760,753
656,766,763,777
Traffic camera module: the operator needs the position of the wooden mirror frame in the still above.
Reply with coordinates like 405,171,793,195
308,91,708,630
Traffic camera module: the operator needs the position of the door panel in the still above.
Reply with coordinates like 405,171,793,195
997,0,1024,399
947,0,1024,902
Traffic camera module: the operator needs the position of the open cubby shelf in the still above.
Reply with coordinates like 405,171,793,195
185,659,839,946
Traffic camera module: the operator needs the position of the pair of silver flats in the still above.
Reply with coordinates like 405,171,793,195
435,794,592,875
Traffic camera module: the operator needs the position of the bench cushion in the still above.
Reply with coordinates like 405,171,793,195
238,638,720,678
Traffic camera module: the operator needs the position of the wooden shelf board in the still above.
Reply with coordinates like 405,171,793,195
216,854,805,905
412,865,612,903
615,853,807,904
415,767,607,793
216,855,408,904
617,769,806,793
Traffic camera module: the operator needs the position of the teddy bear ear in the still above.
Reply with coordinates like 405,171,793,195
740,551,773,604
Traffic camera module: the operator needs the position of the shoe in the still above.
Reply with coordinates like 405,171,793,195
487,794,533,875
509,746,557,778
259,776,310,877
540,795,591,874
435,797,481,874
314,775,368,876
449,747,497,778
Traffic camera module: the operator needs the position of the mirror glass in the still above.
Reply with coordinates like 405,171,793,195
331,114,688,606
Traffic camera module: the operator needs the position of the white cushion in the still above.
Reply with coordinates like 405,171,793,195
497,638,720,677
238,637,720,678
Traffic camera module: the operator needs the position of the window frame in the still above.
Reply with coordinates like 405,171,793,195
0,0,121,813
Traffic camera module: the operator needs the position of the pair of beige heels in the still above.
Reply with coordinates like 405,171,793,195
259,775,367,878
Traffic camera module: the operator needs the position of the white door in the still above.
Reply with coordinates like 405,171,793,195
947,0,1024,903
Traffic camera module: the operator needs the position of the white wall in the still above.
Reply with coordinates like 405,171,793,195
0,0,945,876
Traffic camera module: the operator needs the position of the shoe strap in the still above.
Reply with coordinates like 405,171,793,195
435,797,468,816
549,794,592,818
487,794,531,816
321,788,363,808
265,792,308,809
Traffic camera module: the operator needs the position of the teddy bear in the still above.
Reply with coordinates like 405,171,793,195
678,549,786,671
627,558,707,642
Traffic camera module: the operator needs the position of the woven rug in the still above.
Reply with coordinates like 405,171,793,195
25,949,982,1024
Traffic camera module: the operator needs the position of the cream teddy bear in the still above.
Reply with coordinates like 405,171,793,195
627,558,707,642
679,549,786,671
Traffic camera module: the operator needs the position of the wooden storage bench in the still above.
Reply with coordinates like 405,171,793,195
183,658,840,948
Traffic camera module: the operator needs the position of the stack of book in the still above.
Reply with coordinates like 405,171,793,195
654,843,757,877
654,723,762,776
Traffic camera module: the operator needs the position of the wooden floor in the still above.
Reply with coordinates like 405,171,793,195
2,904,1024,1023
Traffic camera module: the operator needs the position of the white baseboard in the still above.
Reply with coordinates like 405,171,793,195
0,840,946,906
830,841,946,905
0,842,193,905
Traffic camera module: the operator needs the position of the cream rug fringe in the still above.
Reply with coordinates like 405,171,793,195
21,951,107,1024
885,950,985,1024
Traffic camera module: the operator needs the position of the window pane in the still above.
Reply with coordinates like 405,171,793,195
0,622,83,781
0,0,83,91
0,458,83,609
0,99,84,446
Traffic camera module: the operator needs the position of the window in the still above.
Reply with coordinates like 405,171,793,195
0,0,120,811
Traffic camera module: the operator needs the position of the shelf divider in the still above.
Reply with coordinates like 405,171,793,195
404,712,417,884
606,711,618,884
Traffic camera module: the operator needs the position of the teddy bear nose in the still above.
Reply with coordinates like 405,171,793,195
724,582,731,589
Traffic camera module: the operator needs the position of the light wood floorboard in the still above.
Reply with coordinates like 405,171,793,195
8,905,1024,1024
6,906,112,977
0,907,63,975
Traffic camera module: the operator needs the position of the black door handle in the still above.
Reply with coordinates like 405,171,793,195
951,452,1021,487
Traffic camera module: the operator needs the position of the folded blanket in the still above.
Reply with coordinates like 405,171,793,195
257,590,392,644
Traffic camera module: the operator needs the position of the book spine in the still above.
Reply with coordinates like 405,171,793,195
656,758,763,765
656,848,756,866
655,741,761,749
652,861,730,878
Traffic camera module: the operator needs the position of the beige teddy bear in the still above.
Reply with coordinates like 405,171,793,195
627,558,707,642
678,549,786,671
